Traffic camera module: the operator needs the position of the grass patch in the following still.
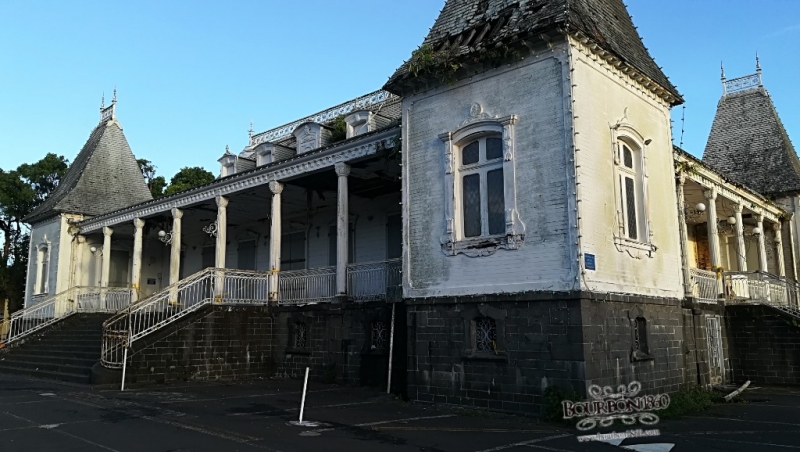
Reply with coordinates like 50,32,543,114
542,385,581,424
657,387,724,419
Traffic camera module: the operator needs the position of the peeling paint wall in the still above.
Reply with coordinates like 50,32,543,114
402,44,575,298
569,38,683,298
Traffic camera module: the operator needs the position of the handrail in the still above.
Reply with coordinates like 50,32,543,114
723,270,800,309
347,259,401,302
278,266,336,305
2,286,133,345
101,267,271,368
689,268,718,304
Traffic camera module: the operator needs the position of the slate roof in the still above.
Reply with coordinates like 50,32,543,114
702,86,800,196
24,117,153,224
384,0,681,104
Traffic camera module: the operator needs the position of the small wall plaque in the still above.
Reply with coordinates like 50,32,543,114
584,253,596,271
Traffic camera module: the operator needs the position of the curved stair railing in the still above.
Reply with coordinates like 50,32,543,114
101,268,271,368
1,286,133,345
724,270,800,319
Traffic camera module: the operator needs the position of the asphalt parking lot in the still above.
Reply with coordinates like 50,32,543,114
0,374,798,452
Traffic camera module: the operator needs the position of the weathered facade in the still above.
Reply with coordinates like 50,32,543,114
3,0,800,416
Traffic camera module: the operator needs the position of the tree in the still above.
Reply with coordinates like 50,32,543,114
137,158,167,198
164,167,215,196
0,154,68,312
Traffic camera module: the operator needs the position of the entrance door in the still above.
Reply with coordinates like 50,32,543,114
705,315,725,384
202,245,215,269
109,250,130,288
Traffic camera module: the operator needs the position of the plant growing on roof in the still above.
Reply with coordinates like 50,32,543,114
407,43,461,85
328,116,347,144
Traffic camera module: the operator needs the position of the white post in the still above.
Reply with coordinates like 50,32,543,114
387,302,395,394
704,189,721,296
676,174,692,294
335,163,350,297
169,208,183,286
120,347,129,392
774,222,786,277
101,227,113,287
734,203,747,272
215,196,228,299
268,181,283,302
299,366,310,423
131,219,144,302
757,214,768,272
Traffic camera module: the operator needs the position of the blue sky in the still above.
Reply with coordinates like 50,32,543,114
1,1,799,180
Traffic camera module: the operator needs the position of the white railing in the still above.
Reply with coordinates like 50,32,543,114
723,271,799,309
690,268,718,303
278,266,336,305
102,268,271,368
347,259,401,302
2,286,133,346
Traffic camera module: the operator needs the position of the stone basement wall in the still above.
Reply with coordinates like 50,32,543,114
271,301,404,391
406,294,706,415
726,304,800,385
125,305,275,385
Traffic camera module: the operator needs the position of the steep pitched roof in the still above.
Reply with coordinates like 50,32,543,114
702,85,800,196
24,115,153,224
384,0,681,104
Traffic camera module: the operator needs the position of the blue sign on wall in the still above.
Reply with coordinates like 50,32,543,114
584,253,596,271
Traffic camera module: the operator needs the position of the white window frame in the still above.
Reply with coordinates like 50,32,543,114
439,110,525,257
35,242,50,295
457,134,505,239
611,122,654,253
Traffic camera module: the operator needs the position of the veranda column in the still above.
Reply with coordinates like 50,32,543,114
214,196,228,298
268,181,283,302
734,203,747,271
704,189,721,296
335,163,350,297
100,227,113,287
131,218,145,302
169,208,183,286
756,214,768,271
676,174,693,294
73,235,86,287
774,222,786,277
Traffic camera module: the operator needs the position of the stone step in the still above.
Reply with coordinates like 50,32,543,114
0,357,93,375
15,348,99,360
0,364,90,385
3,354,97,368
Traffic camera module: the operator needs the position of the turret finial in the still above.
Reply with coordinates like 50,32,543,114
249,121,254,139
101,92,105,110
720,61,726,81
112,87,117,104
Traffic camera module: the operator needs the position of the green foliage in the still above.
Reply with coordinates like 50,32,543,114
164,166,215,196
328,116,347,143
407,43,461,85
137,158,167,198
542,385,580,423
0,154,69,311
658,388,723,419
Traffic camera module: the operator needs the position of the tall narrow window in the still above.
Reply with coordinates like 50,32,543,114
459,135,505,239
37,246,49,294
617,142,643,241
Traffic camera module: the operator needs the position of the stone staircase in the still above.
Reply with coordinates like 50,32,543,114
0,313,109,384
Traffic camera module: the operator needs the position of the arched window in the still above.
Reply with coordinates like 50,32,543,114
616,139,645,241
36,245,50,295
458,134,505,238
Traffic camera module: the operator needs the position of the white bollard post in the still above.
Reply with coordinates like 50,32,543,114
120,347,129,391
298,367,310,423
387,303,396,394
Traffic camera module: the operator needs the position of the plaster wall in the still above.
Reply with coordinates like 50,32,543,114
569,39,682,298
25,216,63,306
402,45,575,298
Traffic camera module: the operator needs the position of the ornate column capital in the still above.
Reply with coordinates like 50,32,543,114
76,235,86,244
133,218,145,229
677,173,686,186
733,203,744,213
703,188,717,200
773,221,783,231
268,180,284,194
335,162,351,177
171,208,183,219
216,195,229,209
102,226,113,237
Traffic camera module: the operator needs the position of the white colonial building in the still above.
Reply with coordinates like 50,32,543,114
3,0,799,410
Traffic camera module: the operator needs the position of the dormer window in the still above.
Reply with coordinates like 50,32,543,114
255,142,296,166
345,110,374,138
293,122,331,154
218,153,236,178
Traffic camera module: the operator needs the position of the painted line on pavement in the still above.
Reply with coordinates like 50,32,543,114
472,433,573,452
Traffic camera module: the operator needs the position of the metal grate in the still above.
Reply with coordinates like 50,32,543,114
475,317,497,352
294,322,307,349
371,321,387,350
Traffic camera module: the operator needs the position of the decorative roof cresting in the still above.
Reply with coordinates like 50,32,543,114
721,54,763,95
249,90,397,146
100,88,117,123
